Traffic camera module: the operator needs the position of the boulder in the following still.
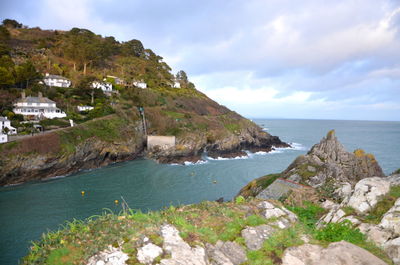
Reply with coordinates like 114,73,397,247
159,224,207,265
257,201,297,223
380,198,400,237
281,241,388,265
86,246,129,265
347,177,390,214
137,243,163,264
241,224,276,250
384,237,400,265
206,240,247,265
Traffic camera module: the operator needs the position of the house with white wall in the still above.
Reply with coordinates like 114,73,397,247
43,73,71,88
13,92,67,119
0,116,17,134
0,133,7,143
77,105,94,112
173,81,181,88
133,80,147,89
92,81,113,93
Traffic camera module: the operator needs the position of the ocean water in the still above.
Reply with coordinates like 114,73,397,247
0,119,399,264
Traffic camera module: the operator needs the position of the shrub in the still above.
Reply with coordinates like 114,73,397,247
287,201,325,228
314,221,365,244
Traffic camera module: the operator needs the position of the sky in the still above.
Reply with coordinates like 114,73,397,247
1,0,400,121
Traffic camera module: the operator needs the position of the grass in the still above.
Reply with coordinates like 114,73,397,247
224,123,240,134
23,198,395,265
163,110,185,119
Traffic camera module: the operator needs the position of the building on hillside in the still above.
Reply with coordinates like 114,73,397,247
106,75,125,85
77,105,94,112
0,133,7,143
43,73,71,88
132,80,147,89
0,116,17,135
13,92,67,119
173,81,181,88
91,81,113,93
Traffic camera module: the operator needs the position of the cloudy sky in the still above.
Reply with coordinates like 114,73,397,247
1,0,400,121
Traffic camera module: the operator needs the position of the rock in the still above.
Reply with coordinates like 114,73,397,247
380,198,400,237
256,178,305,201
384,237,400,265
137,243,163,264
281,241,388,265
280,130,385,192
340,215,361,226
159,224,207,265
334,182,352,202
347,177,390,214
241,224,276,250
386,174,400,186
360,224,393,246
206,240,247,265
320,199,338,210
86,246,129,265
317,206,346,226
257,201,298,223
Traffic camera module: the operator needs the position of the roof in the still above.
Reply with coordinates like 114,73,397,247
44,74,70,81
16,96,55,104
0,116,9,122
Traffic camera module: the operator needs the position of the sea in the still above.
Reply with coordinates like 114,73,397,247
0,119,399,264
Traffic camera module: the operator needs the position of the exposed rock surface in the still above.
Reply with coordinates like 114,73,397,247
347,177,391,214
159,224,207,265
380,198,400,236
206,240,247,265
137,243,163,264
281,241,388,265
384,237,400,265
281,130,385,193
241,224,276,250
87,246,129,265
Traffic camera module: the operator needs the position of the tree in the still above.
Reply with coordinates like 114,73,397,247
121,39,145,57
176,70,188,83
15,61,41,88
2,19,22,28
0,26,10,42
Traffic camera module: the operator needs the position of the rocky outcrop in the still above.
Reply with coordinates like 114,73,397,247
281,241,388,265
281,130,385,198
87,246,129,265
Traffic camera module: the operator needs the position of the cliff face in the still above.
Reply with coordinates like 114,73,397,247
0,115,145,185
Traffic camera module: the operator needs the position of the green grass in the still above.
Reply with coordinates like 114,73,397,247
224,123,240,134
163,110,185,119
286,201,325,228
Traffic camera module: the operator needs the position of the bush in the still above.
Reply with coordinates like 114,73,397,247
287,202,325,228
314,221,365,244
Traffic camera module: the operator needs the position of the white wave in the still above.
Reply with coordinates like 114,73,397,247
254,149,283,155
170,160,208,166
206,155,249,161
286,142,307,151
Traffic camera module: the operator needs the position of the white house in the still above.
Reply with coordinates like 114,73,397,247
13,92,67,119
77,105,94,112
43,73,71,88
92,81,113,93
0,116,17,134
0,133,7,143
173,81,181,88
133,80,147,89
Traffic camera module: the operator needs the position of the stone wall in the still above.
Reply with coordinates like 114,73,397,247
147,136,176,150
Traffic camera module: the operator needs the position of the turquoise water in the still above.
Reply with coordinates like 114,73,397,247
0,119,399,264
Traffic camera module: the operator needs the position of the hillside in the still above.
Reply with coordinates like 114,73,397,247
0,20,288,185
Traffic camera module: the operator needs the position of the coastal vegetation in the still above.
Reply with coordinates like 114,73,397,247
23,198,393,264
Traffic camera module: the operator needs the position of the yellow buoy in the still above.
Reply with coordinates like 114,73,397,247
213,180,217,184
115,200,119,204
81,191,85,196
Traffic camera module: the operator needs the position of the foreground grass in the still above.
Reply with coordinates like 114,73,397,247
23,199,393,265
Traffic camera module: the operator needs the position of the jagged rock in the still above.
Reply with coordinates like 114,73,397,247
358,223,393,246
257,201,298,223
256,178,305,200
281,130,385,195
334,182,353,203
206,240,247,265
159,224,207,265
281,241,388,265
241,224,276,250
86,246,129,265
347,177,390,214
380,198,400,236
317,206,346,227
137,243,163,264
384,237,400,265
